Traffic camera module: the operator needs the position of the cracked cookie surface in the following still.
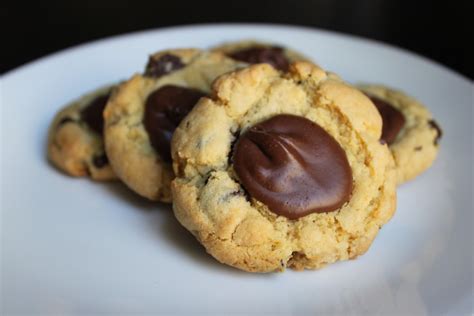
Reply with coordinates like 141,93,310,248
358,84,441,184
103,49,245,202
171,62,397,272
47,84,117,180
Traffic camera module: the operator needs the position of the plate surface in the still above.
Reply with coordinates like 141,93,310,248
1,24,472,315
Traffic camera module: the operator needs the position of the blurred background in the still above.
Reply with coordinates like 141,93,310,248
2,0,472,78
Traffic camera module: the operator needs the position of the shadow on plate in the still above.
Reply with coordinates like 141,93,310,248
102,181,158,211
159,209,260,276
104,181,262,277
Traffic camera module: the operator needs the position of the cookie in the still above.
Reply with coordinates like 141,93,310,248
171,62,397,273
103,49,245,202
357,84,442,184
212,40,310,72
47,84,117,180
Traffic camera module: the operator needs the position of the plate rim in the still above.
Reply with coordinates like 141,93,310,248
1,22,472,314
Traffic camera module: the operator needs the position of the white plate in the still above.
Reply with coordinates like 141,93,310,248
1,24,472,315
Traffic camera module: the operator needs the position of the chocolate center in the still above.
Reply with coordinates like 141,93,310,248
233,114,353,219
144,85,206,162
366,95,406,144
144,54,185,78
80,93,110,134
228,46,290,72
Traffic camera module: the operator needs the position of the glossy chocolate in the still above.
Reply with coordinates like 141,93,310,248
366,95,406,144
144,54,185,78
80,93,110,134
233,114,353,219
144,85,206,162
229,46,290,71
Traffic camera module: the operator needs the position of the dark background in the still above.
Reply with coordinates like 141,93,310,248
2,0,473,79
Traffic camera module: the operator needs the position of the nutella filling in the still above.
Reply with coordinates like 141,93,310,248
80,93,110,134
228,46,290,72
366,95,406,144
233,114,353,219
144,54,185,78
144,85,206,162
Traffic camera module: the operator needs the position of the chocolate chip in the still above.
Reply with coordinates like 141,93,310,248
58,117,75,126
365,94,406,145
414,146,423,151
144,85,206,162
233,114,353,219
220,190,242,203
204,173,213,186
80,93,111,134
228,46,290,72
428,120,442,145
144,54,185,78
92,154,109,168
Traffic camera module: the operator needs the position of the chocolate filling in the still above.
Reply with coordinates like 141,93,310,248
366,95,406,144
79,92,112,168
144,85,206,162
80,93,110,134
144,54,185,78
228,46,290,72
233,114,353,219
